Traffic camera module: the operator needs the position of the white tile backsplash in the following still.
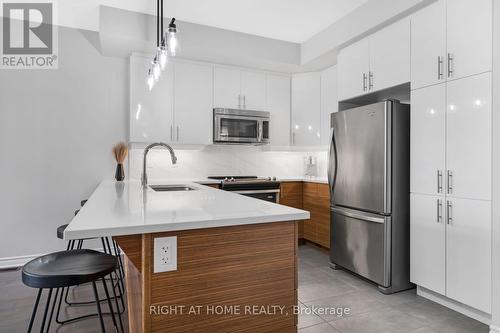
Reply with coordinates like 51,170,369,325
129,145,328,180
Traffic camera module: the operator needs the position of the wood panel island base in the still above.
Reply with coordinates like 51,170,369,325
115,221,298,333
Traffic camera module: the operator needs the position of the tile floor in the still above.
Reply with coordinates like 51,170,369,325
0,244,490,332
297,245,490,333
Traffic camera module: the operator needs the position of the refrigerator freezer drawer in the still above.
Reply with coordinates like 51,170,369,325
330,206,391,287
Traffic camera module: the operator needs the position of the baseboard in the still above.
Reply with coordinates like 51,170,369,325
417,286,492,325
490,324,500,333
0,247,119,269
0,253,45,269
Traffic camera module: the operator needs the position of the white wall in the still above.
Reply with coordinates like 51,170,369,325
128,146,328,181
0,27,128,266
491,2,500,332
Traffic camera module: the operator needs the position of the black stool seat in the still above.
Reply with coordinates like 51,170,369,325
56,224,68,240
22,250,116,289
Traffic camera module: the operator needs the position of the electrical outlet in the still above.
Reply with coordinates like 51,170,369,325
154,236,177,273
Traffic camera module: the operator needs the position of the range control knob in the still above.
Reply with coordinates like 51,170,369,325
272,177,277,181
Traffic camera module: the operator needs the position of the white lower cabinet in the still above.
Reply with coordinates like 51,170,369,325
411,194,492,313
445,198,491,313
410,193,446,295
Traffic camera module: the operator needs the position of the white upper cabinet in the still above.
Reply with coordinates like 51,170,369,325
411,0,447,90
410,84,446,195
411,0,492,90
266,74,291,146
320,66,337,146
174,61,213,145
410,193,446,295
445,198,491,313
214,66,241,109
338,39,369,100
291,72,321,146
446,72,491,200
369,18,410,92
338,19,410,100
130,55,174,143
446,0,492,81
214,66,267,111
241,71,267,111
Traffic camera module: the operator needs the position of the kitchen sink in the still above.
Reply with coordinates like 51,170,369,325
150,185,197,192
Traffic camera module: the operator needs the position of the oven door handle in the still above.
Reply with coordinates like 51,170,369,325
232,189,280,194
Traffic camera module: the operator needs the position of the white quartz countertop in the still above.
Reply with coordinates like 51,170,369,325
64,180,310,240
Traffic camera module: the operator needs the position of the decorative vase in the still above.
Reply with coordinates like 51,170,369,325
115,163,125,181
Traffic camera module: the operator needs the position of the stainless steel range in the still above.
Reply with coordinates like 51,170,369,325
207,176,280,203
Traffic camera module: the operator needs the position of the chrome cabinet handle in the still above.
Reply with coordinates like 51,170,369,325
238,95,241,109
447,170,453,194
368,71,374,90
362,73,367,92
243,96,246,109
176,126,179,142
447,53,454,78
438,56,444,80
437,199,442,223
437,170,443,193
292,132,296,145
446,200,452,225
170,125,173,141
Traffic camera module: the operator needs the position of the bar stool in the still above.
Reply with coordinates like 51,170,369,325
55,203,126,313
22,249,123,333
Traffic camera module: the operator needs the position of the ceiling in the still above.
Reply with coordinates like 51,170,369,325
150,0,370,43
60,0,369,43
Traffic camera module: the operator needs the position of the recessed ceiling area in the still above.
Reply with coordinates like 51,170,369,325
155,0,369,43
60,0,369,43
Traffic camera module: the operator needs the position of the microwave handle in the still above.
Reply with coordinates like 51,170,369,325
257,121,263,142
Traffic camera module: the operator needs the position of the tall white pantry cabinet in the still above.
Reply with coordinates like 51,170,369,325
410,0,492,315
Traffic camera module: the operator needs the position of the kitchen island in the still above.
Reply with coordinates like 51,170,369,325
64,180,309,333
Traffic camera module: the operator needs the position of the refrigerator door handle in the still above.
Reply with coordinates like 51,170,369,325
327,128,336,196
331,206,385,224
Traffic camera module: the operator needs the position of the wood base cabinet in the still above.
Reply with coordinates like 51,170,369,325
280,182,330,248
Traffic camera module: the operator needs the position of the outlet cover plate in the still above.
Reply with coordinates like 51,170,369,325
153,236,177,273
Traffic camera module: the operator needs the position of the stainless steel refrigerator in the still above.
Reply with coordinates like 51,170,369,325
328,100,412,294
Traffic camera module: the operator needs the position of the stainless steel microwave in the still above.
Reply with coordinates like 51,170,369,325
213,108,270,145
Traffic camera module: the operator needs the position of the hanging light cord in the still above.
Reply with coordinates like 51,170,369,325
156,0,159,47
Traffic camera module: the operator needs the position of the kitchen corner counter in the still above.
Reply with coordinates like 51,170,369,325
64,179,308,332
278,177,329,184
64,180,309,240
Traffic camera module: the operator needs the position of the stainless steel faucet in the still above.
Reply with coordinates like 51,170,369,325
142,142,177,188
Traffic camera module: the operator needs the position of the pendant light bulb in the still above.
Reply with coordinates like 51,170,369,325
168,18,178,56
147,69,155,91
152,56,161,82
159,45,168,70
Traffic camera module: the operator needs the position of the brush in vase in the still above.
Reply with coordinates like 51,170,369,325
112,142,128,181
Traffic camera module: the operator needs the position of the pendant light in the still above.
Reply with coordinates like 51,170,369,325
146,0,179,90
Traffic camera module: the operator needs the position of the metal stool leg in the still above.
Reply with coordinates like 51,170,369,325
101,277,121,333
27,289,42,333
45,288,59,333
92,281,106,333
39,288,53,332
109,273,124,333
